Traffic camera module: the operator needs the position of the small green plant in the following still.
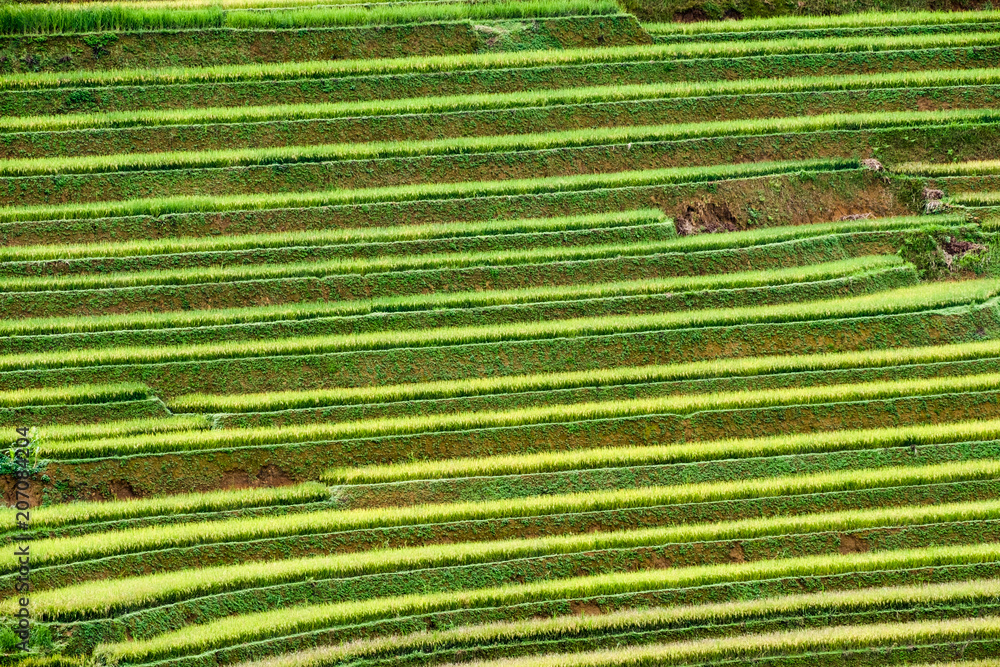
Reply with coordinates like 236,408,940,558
81,33,117,58
29,625,52,651
0,626,19,651
0,427,47,476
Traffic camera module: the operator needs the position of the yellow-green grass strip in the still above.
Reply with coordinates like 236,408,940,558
950,192,1000,206
0,383,150,408
34,0,549,9
897,160,1000,176
403,618,1000,667
0,225,906,292
232,585,1000,667
0,158,848,223
183,332,1000,415
433,619,1000,667
325,418,1000,484
0,237,924,336
0,210,666,262
6,68,1000,134
14,499,1000,618
0,260,891,325
35,416,211,443
0,255,904,336
11,459,1000,569
5,0,569,8
0,218,922,292
4,31,999,91
3,109,995,177
642,9,1000,34
92,541,1000,663
0,0,618,35
48,373,1000,458
0,482,329,532
4,279,998,375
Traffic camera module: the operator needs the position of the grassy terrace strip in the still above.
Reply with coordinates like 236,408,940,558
44,372,1000,458
0,158,849,223
3,31,999,91
3,69,999,134
641,10,1000,34
4,255,892,317
0,227,685,281
87,542,1000,663
323,618,1000,667
0,229,683,280
0,109,994,178
176,333,996,413
37,416,210,443
212,584,1000,667
1,482,329,531
418,620,1000,667
0,214,896,270
0,109,995,177
0,255,905,338
0,266,917,353
3,278,997,373
950,192,1000,206
12,499,1000,618
324,418,1000,484
0,225,907,292
14,0,583,7
0,0,618,34
897,160,1000,176
0,210,666,262
0,383,149,408
10,459,1000,567
0,219,926,318
0,233,922,331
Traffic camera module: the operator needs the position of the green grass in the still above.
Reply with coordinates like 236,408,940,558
90,541,1000,663
0,383,149,409
331,617,1000,667
47,372,1000,458
0,158,850,223
397,620,1000,667
2,482,329,531
178,583,1000,667
11,459,1000,568
4,279,996,376
0,222,909,292
0,0,617,34
3,30,997,91
178,331,997,414
0,246,925,336
897,160,1000,176
322,417,1000,483
2,109,992,177
14,498,1000,618
35,416,210,443
3,68,998,134
641,9,1000,34
31,0,537,8
0,210,666,262
950,192,1000,206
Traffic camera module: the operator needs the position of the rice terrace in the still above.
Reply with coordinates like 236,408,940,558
6,0,1000,664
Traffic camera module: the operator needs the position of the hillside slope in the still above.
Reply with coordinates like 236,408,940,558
2,2,1000,666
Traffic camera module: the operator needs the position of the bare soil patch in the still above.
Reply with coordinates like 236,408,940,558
675,201,739,235
0,475,44,507
108,479,142,500
839,533,870,554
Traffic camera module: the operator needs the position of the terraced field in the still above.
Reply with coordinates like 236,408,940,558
3,0,1000,665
